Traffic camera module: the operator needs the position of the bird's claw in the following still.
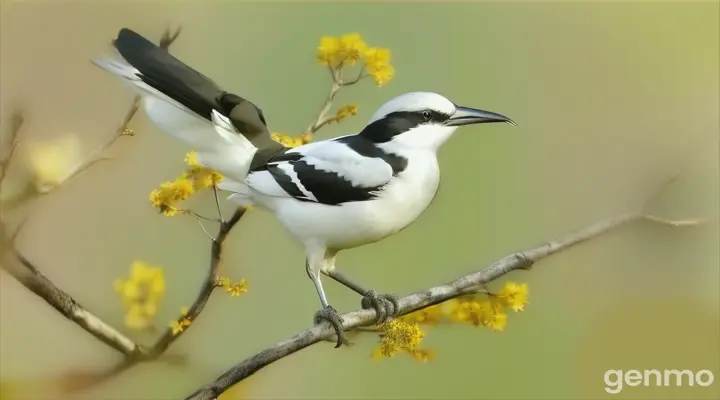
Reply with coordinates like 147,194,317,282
313,305,344,348
361,290,400,324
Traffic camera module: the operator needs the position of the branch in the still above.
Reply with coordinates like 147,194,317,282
0,113,140,357
0,27,212,392
185,211,709,400
142,207,245,357
0,235,141,356
303,64,363,135
60,207,247,392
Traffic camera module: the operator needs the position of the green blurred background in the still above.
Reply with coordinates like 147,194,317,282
1,1,718,399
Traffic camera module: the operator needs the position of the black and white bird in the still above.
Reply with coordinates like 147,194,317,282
93,28,515,346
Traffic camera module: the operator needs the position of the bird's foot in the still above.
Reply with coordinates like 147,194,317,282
361,290,400,324
313,305,344,348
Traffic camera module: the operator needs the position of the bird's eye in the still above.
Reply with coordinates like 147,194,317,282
422,111,432,121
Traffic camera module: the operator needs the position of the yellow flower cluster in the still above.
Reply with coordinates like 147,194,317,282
316,33,395,86
498,281,529,312
372,282,529,362
270,132,313,148
170,306,192,335
400,303,444,325
334,104,358,123
448,296,508,331
183,151,224,189
149,151,224,216
373,319,435,362
149,179,194,216
217,276,249,297
362,47,395,86
447,282,528,331
113,261,165,331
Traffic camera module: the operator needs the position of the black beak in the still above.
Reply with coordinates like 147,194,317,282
445,105,516,127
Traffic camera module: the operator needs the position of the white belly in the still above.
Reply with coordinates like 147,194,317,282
265,152,440,250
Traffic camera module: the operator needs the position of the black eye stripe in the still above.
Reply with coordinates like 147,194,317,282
359,109,452,143
421,110,450,123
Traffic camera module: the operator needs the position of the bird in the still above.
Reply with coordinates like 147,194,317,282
92,27,515,347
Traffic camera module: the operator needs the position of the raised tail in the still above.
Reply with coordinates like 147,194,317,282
92,28,286,171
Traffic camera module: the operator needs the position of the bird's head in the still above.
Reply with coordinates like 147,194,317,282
361,92,514,151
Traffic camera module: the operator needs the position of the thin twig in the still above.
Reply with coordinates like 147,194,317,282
63,26,183,186
182,209,220,222
142,207,245,357
62,207,246,392
194,218,215,241
0,110,24,196
303,63,364,135
304,80,342,134
642,214,711,227
213,185,224,223
342,67,367,86
184,211,708,400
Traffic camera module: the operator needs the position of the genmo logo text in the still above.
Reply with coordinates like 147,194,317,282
604,369,715,394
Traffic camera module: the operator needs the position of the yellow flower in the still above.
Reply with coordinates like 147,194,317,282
170,306,192,335
334,104,358,123
486,310,508,331
363,47,391,67
498,282,529,312
410,348,436,363
219,277,248,297
363,47,395,86
114,261,166,331
317,36,340,66
182,151,224,190
447,297,497,327
217,276,231,288
186,169,224,190
271,132,312,148
149,178,194,216
402,304,443,325
373,319,427,359
370,64,395,86
125,305,152,331
316,33,370,68
184,150,200,168
339,33,368,66
25,135,81,193
170,320,184,335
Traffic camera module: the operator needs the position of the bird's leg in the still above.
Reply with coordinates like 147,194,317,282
323,268,400,324
306,259,344,348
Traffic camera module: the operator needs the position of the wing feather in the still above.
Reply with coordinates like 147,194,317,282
246,138,394,205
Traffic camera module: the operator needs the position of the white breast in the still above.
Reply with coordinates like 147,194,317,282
367,150,440,234
263,150,441,250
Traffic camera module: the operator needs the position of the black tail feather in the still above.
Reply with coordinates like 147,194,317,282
114,28,224,121
112,28,287,168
